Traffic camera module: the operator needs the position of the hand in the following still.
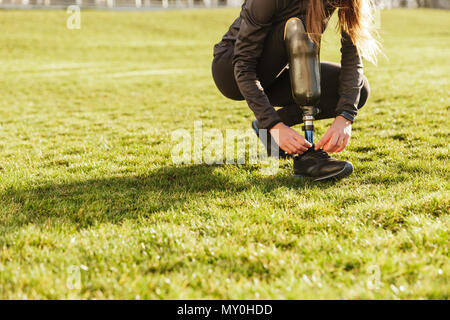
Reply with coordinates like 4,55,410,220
315,116,352,153
269,122,312,155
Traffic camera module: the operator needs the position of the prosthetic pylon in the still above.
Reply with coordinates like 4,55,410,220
284,17,321,144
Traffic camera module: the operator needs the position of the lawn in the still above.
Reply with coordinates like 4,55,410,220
0,8,448,299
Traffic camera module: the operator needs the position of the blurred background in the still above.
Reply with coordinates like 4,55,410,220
0,0,448,10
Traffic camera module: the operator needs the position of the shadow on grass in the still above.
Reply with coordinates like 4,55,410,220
1,164,336,228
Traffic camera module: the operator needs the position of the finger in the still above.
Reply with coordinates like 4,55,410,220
286,145,296,156
280,144,294,155
323,133,339,153
291,139,309,152
287,142,306,155
287,137,306,154
285,138,306,155
329,136,344,154
322,133,336,152
295,137,312,152
335,135,350,153
284,141,299,155
291,133,312,148
325,136,340,153
290,131,312,148
294,146,308,154
315,131,331,150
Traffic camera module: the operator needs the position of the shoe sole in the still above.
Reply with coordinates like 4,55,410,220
295,162,354,182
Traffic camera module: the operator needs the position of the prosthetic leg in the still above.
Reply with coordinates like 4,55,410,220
284,17,354,181
284,17,320,144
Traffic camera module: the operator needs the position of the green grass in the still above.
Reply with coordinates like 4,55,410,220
0,8,449,299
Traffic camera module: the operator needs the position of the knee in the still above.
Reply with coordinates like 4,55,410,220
284,17,305,40
211,55,244,101
358,76,370,109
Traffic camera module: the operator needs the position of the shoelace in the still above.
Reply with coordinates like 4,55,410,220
310,148,331,159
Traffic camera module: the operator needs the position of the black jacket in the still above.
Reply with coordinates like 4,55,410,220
213,0,364,129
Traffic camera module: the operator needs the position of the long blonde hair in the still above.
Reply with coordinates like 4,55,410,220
306,0,380,64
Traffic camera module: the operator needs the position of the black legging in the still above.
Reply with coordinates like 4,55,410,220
212,20,370,127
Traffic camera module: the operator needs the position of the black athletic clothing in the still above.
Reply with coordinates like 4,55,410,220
212,0,366,129
212,49,369,127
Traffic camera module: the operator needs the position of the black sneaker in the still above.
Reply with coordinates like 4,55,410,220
252,120,291,159
294,146,353,181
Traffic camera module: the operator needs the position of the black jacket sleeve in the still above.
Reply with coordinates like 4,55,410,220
232,0,282,130
336,31,364,122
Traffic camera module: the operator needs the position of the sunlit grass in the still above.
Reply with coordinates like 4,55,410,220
0,8,448,299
